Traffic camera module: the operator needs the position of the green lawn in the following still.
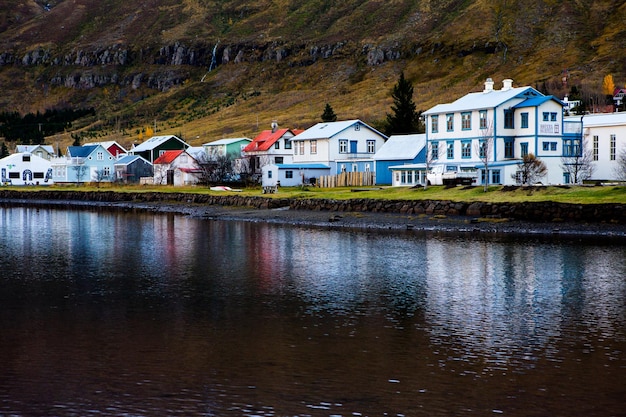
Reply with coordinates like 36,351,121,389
15,183,626,204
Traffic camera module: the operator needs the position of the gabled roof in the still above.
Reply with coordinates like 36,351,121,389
83,140,127,153
423,86,542,115
15,144,55,154
512,96,563,108
273,163,330,169
568,112,626,127
114,155,151,166
292,120,387,141
204,137,251,146
67,145,101,158
153,150,184,164
374,134,425,161
243,128,295,152
132,135,187,152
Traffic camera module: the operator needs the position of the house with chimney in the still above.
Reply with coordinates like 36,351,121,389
242,123,303,180
291,119,387,176
422,78,578,185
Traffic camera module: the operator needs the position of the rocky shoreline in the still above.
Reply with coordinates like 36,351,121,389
1,189,626,241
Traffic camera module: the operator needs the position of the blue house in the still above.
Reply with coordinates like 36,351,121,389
51,144,116,183
373,134,426,185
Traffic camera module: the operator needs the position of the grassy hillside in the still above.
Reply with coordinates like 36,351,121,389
0,0,625,151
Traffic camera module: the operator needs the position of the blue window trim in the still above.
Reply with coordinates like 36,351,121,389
461,112,471,130
446,114,454,132
521,112,529,129
431,115,439,133
461,140,472,158
446,140,454,159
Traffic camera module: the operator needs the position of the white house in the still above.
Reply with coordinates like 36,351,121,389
1,153,53,185
571,112,626,182
15,145,56,160
423,78,574,185
153,150,202,186
291,119,387,176
242,125,303,178
261,163,330,187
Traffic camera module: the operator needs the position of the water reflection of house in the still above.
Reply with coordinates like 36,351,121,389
0,152,53,185
153,150,202,185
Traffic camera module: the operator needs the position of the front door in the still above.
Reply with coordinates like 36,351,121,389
350,141,357,154
166,169,175,185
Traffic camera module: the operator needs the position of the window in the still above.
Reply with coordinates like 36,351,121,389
505,140,514,158
365,163,371,172
22,155,30,162
352,164,357,172
550,142,557,151
461,112,471,130
354,124,360,131
610,134,616,160
285,139,292,150
97,151,104,160
550,112,557,121
593,135,599,161
268,171,273,179
446,114,454,131
479,140,487,159
299,142,305,155
491,170,501,184
275,157,283,164
274,141,280,149
521,112,529,128
285,170,293,179
542,112,549,121
340,164,346,173
310,140,317,154
431,141,439,159
33,172,44,179
103,167,111,177
180,154,188,163
446,141,454,159
563,139,581,157
293,143,298,155
339,140,348,153
521,142,529,157
9,172,19,179
542,141,549,151
504,109,514,128
431,115,439,133
367,140,376,153
461,141,471,158
479,110,487,129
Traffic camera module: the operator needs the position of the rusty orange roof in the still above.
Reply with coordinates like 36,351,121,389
153,150,184,164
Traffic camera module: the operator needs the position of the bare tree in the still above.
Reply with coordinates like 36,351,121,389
475,120,495,192
197,153,235,185
560,136,594,184
615,148,626,181
92,168,108,188
422,141,441,190
72,164,88,185
513,154,547,185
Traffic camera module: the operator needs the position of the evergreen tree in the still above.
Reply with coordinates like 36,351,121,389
384,72,423,135
321,103,337,122
0,141,9,158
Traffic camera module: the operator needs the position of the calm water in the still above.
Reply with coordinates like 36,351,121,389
0,206,625,417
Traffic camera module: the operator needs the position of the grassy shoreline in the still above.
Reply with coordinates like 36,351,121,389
4,183,625,205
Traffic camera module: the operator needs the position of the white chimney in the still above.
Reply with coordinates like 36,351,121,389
483,78,494,93
271,121,278,132
502,79,513,91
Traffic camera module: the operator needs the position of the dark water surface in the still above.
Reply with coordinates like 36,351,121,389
0,207,625,416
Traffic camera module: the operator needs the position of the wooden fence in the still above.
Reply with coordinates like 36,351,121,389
317,171,375,188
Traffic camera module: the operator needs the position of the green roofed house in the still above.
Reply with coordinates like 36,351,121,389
130,135,189,164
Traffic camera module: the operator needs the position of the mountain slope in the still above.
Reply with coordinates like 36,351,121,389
0,0,624,148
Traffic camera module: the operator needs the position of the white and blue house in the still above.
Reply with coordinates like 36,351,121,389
422,78,579,185
51,144,116,183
